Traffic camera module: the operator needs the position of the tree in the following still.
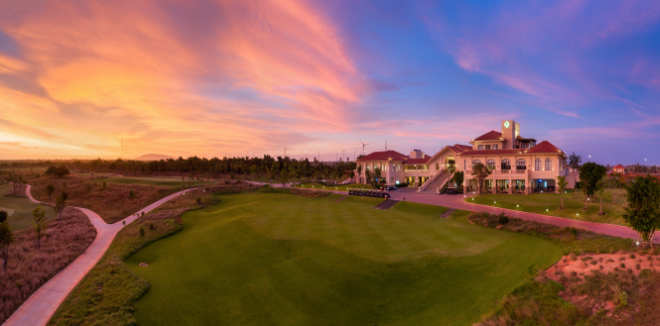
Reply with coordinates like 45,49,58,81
56,191,68,220
557,176,568,210
32,205,47,250
0,221,13,272
579,162,607,198
45,165,70,178
471,163,492,196
365,169,372,186
46,184,55,200
373,167,383,188
597,178,606,215
622,175,660,248
0,210,7,223
568,152,582,170
453,171,464,189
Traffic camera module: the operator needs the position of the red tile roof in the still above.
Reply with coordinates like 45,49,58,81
516,135,536,141
525,141,563,154
459,140,564,156
447,144,472,153
613,164,624,170
473,130,502,142
356,150,407,162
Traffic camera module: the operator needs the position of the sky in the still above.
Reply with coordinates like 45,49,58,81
0,0,659,164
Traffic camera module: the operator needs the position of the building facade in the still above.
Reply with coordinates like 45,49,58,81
354,120,577,194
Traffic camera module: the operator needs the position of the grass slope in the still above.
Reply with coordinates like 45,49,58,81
127,192,562,325
468,188,628,225
0,183,55,230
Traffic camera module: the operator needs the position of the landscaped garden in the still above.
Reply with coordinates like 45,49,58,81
467,188,628,225
120,190,561,325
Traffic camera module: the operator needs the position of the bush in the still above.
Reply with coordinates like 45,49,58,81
196,197,202,204
45,165,70,178
139,227,145,237
498,212,509,225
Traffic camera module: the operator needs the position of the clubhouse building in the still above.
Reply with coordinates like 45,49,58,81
354,120,577,194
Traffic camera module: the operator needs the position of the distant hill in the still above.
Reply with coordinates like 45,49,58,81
134,154,175,161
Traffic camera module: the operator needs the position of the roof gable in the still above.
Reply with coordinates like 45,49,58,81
356,150,407,162
525,140,563,154
473,130,503,142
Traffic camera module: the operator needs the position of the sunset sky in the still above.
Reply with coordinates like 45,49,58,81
1,1,659,164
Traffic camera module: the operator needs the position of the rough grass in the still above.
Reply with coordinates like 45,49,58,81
126,192,561,325
471,211,660,325
0,183,56,230
468,188,628,225
28,176,177,223
48,188,217,326
0,207,96,323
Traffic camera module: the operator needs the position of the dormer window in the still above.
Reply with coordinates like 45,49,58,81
478,145,484,150
485,145,491,150
492,145,498,150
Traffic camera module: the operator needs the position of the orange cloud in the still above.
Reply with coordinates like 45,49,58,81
0,0,365,159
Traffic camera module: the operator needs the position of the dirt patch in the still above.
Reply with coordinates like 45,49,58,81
544,252,660,320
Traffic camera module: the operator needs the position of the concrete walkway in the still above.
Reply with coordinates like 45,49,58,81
4,185,188,326
250,181,646,243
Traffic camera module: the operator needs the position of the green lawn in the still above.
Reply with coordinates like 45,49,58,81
0,183,55,230
98,176,217,188
467,188,628,225
127,192,562,325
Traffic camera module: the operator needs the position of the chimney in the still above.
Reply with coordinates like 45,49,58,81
410,149,423,159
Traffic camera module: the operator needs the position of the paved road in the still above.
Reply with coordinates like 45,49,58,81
387,188,644,242
251,182,644,243
3,186,188,326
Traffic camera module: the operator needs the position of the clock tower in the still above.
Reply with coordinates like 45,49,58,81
501,120,520,149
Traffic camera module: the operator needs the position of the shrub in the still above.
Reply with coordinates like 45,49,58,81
139,227,145,237
196,197,202,204
498,212,509,225
614,288,628,309
129,190,136,200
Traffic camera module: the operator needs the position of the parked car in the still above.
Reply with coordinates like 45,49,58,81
441,187,458,195
385,185,397,191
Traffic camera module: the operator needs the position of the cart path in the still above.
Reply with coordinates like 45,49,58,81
3,185,189,326
248,182,647,243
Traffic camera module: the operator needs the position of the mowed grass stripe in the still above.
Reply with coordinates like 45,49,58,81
128,192,562,325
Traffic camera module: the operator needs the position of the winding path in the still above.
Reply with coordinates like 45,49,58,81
3,185,188,326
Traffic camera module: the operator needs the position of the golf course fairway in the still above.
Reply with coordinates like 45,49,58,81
127,191,562,325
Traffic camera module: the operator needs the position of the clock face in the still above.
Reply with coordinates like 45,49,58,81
504,121,510,128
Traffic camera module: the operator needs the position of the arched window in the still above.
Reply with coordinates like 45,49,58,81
516,159,526,170
535,158,541,171
501,159,511,170
472,159,481,167
545,158,552,171
486,159,496,170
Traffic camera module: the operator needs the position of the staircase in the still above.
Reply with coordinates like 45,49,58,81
420,172,453,193
374,199,399,210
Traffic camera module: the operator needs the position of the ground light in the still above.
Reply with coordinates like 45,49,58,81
517,204,519,208
494,201,497,204
546,209,549,212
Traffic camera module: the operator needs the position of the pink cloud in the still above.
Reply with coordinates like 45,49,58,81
0,0,370,159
